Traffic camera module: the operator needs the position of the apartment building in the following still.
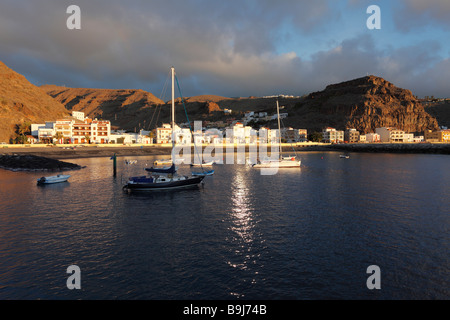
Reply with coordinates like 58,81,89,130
322,127,344,143
33,111,111,144
365,133,381,143
425,129,450,142
376,127,405,143
156,123,172,144
344,128,360,143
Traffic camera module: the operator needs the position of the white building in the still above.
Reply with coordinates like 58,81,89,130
365,133,380,143
156,123,172,144
232,123,245,144
72,111,85,121
174,127,192,145
258,127,270,143
403,133,414,143
226,123,256,144
322,127,344,143
204,128,223,144
34,114,111,144
375,127,405,143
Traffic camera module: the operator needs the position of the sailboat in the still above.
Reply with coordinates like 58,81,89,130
123,67,205,191
253,100,301,168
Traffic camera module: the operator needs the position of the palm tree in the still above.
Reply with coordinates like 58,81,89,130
53,131,64,144
17,121,31,137
15,121,31,144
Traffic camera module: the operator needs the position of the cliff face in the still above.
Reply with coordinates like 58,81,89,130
288,75,440,134
0,61,69,142
423,101,450,128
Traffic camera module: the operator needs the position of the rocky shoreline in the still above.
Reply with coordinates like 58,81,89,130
323,143,450,154
1,144,449,169
0,154,84,172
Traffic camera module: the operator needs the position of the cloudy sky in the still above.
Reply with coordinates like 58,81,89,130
1,0,449,98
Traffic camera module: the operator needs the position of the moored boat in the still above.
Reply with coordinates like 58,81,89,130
123,67,205,192
124,174,205,191
253,158,301,168
154,159,172,166
37,174,71,184
190,160,214,167
252,100,301,169
191,169,215,176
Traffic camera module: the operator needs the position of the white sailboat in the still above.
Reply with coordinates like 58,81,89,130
190,160,214,167
253,100,301,168
123,67,205,191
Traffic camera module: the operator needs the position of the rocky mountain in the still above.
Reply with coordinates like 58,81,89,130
423,101,450,128
41,85,166,130
283,75,440,134
0,61,69,142
43,75,441,135
0,58,442,142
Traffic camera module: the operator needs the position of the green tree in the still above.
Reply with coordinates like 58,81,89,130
14,121,31,144
308,131,323,142
54,131,64,144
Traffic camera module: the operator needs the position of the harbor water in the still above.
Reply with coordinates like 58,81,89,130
0,152,449,299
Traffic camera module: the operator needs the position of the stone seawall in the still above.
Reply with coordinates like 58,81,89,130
325,143,450,154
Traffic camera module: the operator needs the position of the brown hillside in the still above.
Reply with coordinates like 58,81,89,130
41,85,166,130
423,101,450,128
284,75,440,134
40,74,442,135
0,61,69,142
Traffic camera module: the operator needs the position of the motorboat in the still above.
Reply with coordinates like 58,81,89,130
191,169,215,176
37,174,71,185
154,159,172,166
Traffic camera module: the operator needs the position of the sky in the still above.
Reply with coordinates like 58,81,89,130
1,0,449,98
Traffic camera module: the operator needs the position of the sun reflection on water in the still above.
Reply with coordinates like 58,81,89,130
225,168,265,297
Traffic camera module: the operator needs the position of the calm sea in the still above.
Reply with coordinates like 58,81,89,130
0,152,448,300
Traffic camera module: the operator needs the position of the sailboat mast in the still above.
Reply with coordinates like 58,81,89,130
171,67,175,150
276,100,282,155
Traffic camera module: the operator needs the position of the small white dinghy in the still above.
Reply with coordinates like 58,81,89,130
37,174,71,185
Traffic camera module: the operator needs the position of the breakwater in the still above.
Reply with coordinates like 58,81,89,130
0,154,83,171
324,143,450,154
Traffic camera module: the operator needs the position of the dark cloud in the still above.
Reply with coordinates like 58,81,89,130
0,0,448,98
394,0,450,31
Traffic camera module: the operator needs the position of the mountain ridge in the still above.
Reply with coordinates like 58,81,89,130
0,60,444,142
